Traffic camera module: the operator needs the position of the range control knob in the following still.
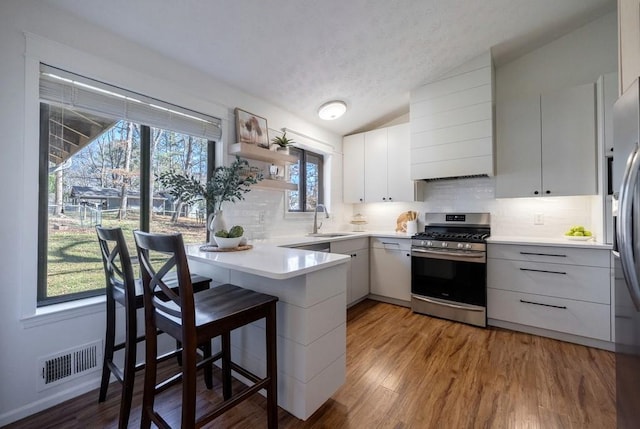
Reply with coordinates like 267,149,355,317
426,241,433,247
441,242,448,248
464,243,473,249
457,243,464,249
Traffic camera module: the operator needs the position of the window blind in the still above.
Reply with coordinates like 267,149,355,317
39,64,222,141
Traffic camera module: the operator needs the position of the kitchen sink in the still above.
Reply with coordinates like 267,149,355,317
306,232,354,238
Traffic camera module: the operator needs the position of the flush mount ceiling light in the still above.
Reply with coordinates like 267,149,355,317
318,100,347,120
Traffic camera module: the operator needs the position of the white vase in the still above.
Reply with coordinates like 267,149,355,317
207,210,227,244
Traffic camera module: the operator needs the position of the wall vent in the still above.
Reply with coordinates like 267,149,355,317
37,340,103,391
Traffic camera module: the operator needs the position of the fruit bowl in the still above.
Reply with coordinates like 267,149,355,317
565,235,592,241
214,236,243,249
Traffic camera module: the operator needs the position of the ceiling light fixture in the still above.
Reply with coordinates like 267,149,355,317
318,100,347,120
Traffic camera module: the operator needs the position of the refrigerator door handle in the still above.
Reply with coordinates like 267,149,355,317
617,142,640,310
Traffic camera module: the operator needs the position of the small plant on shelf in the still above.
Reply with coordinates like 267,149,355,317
271,131,295,153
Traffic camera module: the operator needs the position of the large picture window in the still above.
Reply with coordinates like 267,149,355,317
287,147,324,212
38,65,221,306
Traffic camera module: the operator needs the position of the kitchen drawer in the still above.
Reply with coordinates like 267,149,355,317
331,237,369,254
487,288,610,341
370,236,411,251
488,243,609,268
488,258,610,304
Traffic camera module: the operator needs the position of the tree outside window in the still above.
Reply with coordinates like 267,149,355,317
287,147,324,212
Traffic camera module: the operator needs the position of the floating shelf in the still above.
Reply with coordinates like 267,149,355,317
229,142,297,164
254,178,298,191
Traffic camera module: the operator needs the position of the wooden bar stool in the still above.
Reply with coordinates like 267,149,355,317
96,226,213,429
133,230,279,429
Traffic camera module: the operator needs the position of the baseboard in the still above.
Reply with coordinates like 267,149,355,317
0,378,101,426
367,294,411,308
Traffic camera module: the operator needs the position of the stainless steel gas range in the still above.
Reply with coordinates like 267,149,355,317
411,212,490,327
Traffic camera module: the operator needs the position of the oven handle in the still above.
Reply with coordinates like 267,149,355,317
412,295,485,312
411,248,486,263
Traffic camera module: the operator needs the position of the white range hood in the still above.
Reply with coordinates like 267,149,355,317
410,52,495,180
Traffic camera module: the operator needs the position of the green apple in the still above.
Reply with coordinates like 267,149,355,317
573,231,584,236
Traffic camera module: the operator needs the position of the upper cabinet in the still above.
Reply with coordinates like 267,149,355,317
409,52,495,180
619,0,640,95
343,123,419,204
496,82,597,198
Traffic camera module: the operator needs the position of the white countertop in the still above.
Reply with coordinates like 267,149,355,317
186,231,411,280
186,243,351,280
487,235,613,249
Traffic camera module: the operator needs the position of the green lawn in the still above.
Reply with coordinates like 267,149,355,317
47,215,207,297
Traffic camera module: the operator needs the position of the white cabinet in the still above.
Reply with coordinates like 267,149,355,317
331,237,370,306
487,243,611,346
343,123,418,203
369,237,411,303
603,72,617,155
343,133,365,203
496,82,597,198
363,128,389,202
619,0,640,94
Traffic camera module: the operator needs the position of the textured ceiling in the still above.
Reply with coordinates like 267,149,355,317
44,0,615,136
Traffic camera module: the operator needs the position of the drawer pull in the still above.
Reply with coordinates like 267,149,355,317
519,252,566,258
519,268,567,275
519,299,567,310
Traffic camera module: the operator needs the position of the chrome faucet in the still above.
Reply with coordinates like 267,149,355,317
312,204,329,234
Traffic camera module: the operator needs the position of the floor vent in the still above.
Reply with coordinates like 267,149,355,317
37,340,103,391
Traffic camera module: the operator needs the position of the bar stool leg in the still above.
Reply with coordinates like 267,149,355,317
99,298,116,403
118,302,138,428
266,303,278,429
202,340,213,389
181,340,198,426
222,332,232,400
140,320,158,429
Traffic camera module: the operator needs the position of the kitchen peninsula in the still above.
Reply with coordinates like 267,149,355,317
186,244,350,420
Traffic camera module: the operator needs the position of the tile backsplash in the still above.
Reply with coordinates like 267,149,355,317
352,177,602,240
223,176,603,242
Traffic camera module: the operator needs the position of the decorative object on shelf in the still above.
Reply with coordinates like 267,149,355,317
350,213,367,232
269,164,281,180
395,211,418,233
235,108,269,148
157,157,262,242
271,130,295,154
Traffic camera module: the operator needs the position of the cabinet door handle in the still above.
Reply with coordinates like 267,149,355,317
534,190,539,195
519,267,567,275
519,252,566,258
519,299,567,310
381,242,400,246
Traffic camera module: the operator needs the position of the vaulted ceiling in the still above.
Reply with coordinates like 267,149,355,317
44,0,616,136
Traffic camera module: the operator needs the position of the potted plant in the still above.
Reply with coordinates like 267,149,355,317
271,131,295,154
157,156,263,242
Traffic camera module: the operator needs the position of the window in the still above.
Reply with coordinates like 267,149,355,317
287,147,324,212
38,65,221,306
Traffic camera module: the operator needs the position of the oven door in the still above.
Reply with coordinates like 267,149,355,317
411,248,486,307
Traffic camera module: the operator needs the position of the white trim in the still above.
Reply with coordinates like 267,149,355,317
21,296,106,329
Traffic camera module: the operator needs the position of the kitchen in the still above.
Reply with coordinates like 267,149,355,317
1,0,638,428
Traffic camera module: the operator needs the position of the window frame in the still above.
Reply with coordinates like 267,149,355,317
288,147,324,213
36,68,219,306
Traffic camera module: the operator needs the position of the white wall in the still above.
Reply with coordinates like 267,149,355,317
357,12,617,239
0,1,342,424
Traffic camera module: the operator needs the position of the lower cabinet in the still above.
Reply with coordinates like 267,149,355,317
369,237,412,303
331,237,370,306
487,243,612,346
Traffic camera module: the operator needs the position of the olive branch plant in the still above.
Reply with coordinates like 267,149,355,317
157,156,263,215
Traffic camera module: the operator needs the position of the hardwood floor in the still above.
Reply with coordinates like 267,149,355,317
7,300,615,428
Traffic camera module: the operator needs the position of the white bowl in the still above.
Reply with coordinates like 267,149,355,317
214,235,243,249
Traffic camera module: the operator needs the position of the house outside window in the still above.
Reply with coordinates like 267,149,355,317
38,65,220,306
287,147,324,212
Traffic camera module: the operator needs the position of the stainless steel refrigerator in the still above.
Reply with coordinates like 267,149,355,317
613,78,640,428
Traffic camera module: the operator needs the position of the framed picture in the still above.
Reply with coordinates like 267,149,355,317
235,108,269,148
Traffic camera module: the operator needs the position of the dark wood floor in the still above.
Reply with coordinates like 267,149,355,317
7,300,615,428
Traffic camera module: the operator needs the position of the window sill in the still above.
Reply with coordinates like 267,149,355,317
21,295,106,329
